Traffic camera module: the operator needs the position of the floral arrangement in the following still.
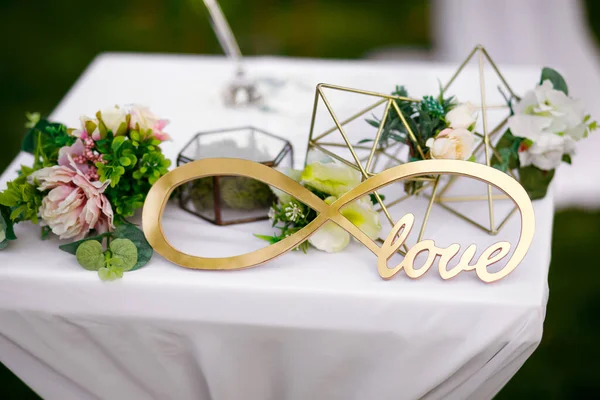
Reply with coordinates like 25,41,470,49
255,154,381,253
365,86,478,193
0,105,171,280
494,68,597,199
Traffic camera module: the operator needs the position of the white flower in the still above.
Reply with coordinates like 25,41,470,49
518,133,575,170
308,222,350,253
98,106,128,136
446,102,477,129
308,196,381,253
267,207,275,221
511,80,585,141
284,202,304,222
508,79,591,171
300,160,361,197
426,128,475,160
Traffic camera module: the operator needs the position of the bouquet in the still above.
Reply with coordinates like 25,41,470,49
255,153,381,253
494,68,597,199
364,86,478,193
0,105,171,280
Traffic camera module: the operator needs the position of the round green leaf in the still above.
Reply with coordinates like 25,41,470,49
98,265,124,281
109,238,138,271
119,157,132,166
76,240,106,271
113,224,153,270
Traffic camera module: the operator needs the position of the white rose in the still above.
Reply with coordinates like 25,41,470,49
519,133,575,170
446,102,477,129
514,79,585,140
426,128,475,160
98,106,128,136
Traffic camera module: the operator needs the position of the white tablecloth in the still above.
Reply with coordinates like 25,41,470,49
0,54,551,400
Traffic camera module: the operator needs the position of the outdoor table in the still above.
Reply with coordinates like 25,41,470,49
0,54,551,400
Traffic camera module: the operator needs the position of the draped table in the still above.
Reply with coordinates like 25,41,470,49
0,54,551,400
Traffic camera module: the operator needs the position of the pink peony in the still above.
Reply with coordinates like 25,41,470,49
127,104,171,141
30,156,114,240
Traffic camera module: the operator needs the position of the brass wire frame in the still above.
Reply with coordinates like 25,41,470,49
305,45,521,237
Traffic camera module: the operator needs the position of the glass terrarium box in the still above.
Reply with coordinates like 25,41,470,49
177,127,293,225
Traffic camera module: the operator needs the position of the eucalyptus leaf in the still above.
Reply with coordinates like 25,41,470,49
519,166,555,200
113,224,153,270
109,238,138,271
493,130,521,171
98,265,124,281
0,205,16,241
540,67,568,95
59,232,109,255
21,118,50,154
76,240,106,271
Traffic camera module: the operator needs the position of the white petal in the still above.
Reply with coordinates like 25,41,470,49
308,222,350,252
508,115,552,141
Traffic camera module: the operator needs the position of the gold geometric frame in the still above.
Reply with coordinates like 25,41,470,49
435,44,522,235
305,45,523,237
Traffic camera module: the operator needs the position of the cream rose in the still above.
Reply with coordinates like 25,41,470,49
426,128,475,160
98,106,128,136
446,102,477,129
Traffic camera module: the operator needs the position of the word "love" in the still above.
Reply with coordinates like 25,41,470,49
143,159,535,283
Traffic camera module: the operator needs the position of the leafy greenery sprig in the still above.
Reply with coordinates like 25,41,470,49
59,224,153,281
363,85,456,160
255,187,380,252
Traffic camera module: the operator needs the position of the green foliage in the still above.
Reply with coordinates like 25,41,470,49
492,129,523,172
0,205,17,241
519,166,555,200
108,238,138,271
22,118,75,168
59,223,152,272
72,235,140,280
541,67,568,95
254,184,341,252
0,167,44,225
363,85,455,194
95,130,170,221
0,205,16,250
76,240,106,271
364,85,455,156
98,265,124,281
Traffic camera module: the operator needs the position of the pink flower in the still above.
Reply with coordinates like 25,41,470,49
58,139,89,174
30,156,114,240
127,104,171,141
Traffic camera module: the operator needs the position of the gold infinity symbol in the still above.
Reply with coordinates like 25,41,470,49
142,158,535,283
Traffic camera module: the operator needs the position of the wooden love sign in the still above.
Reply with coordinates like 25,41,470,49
142,159,535,283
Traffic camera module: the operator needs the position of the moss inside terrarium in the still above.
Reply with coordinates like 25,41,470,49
220,177,274,210
188,176,274,211
190,178,215,210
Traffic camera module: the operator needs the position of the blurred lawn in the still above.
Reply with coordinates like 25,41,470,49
1,0,599,399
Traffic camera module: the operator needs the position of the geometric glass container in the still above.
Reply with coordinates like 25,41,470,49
177,126,293,225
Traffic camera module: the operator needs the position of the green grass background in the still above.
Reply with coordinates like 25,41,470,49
1,0,599,398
